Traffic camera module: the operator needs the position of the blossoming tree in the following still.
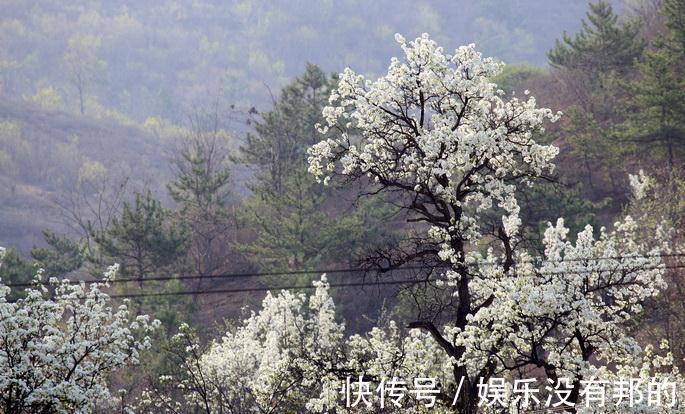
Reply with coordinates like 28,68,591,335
142,34,682,413
0,250,158,413
307,33,680,412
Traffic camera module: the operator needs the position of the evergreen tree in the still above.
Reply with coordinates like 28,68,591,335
620,0,685,168
167,118,234,283
240,168,393,271
95,191,186,287
236,63,337,194
237,65,397,272
168,136,231,216
663,0,685,49
0,248,34,301
548,0,644,120
548,0,644,75
548,1,646,200
30,230,84,279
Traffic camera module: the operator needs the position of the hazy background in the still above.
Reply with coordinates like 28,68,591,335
1,0,627,252
0,1,618,120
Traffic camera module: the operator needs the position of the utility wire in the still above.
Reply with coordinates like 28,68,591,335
5,263,684,302
64,263,685,300
111,262,685,299
109,278,441,299
5,252,684,289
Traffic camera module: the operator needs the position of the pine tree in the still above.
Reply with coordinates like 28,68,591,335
236,63,337,194
237,64,396,272
548,0,644,119
548,1,646,198
95,191,186,287
167,118,234,285
168,136,232,215
0,248,34,301
30,231,84,279
548,0,644,75
239,168,392,271
620,0,685,168
663,0,685,49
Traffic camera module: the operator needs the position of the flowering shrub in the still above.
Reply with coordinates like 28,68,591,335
0,249,158,413
142,274,683,413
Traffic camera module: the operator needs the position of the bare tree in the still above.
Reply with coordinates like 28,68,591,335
52,171,130,260
167,106,235,293
63,34,106,115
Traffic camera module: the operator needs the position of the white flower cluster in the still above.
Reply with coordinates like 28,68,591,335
143,276,453,413
306,33,682,410
308,33,561,240
165,264,681,412
629,169,653,200
0,261,158,413
198,276,344,411
459,216,671,382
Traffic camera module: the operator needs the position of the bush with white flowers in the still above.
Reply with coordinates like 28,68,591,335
0,249,158,413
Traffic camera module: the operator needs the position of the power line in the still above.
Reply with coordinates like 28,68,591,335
5,252,684,289
95,263,685,300
109,278,440,299
6,264,427,288
5,263,684,302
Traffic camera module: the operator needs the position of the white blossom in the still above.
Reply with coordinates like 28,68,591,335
0,261,157,413
629,169,653,200
149,34,682,413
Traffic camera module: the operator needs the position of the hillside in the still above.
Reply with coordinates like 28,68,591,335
0,99,171,252
0,0,619,123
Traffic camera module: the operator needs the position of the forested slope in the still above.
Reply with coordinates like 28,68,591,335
0,98,171,251
1,0,615,122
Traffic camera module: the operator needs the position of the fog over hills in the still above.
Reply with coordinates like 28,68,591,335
0,0,630,251
1,0,619,121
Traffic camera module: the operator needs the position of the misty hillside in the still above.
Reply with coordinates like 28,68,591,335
0,98,171,251
0,0,624,254
1,0,617,123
